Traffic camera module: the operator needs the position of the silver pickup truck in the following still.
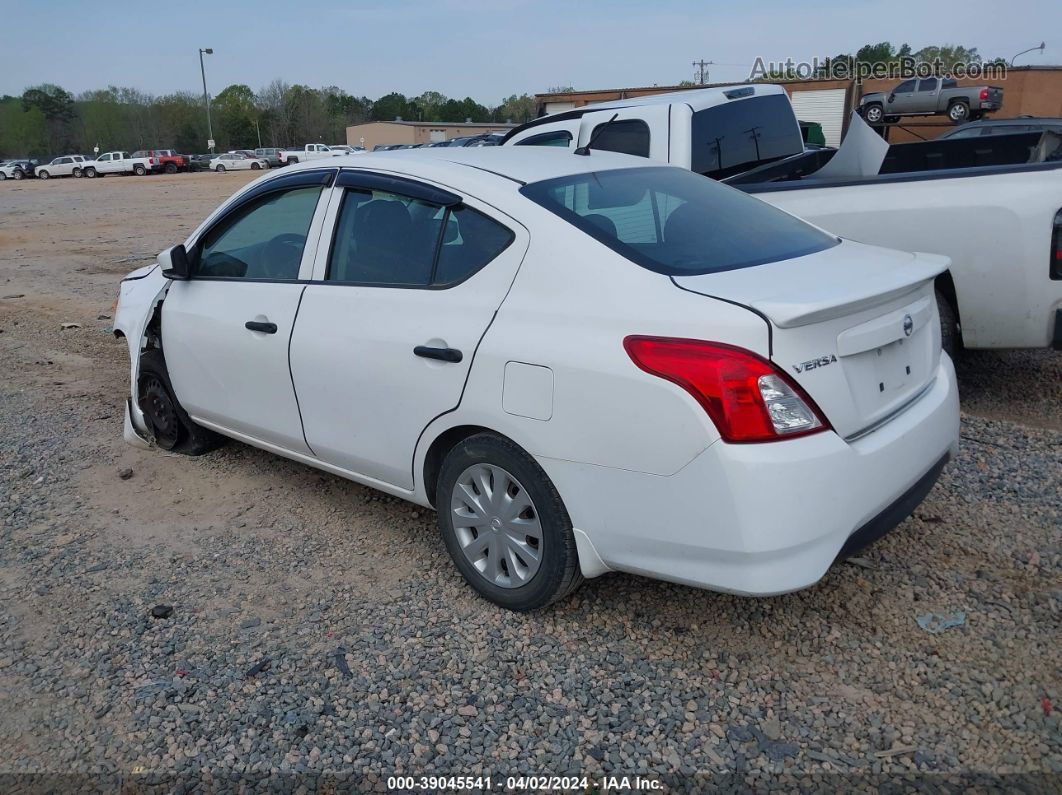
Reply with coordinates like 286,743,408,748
859,77,1003,124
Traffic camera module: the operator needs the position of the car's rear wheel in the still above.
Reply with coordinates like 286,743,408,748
216,164,225,173
134,164,146,176
83,167,96,178
437,433,583,611
288,157,299,164
73,167,83,178
137,350,225,455
164,162,177,174
37,170,50,180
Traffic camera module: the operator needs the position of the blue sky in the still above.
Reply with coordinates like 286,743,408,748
1,0,1057,103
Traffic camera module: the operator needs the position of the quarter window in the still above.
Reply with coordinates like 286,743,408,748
328,188,513,286
196,186,323,280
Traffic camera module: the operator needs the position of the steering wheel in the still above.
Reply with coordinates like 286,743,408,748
261,233,306,279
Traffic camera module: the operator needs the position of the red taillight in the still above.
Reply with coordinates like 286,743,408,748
979,88,989,101
624,336,830,443
1051,209,1062,280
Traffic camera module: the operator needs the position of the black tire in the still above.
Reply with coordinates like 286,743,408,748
164,162,177,174
251,162,261,170
13,169,24,180
947,100,970,124
0,172,6,181
83,167,96,179
216,164,225,173
436,433,583,611
288,157,299,164
37,170,50,180
863,103,883,124
137,350,225,455
936,287,960,358
73,167,83,178
133,164,146,176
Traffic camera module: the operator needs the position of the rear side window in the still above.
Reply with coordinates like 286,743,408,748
917,79,938,92
515,130,572,147
690,94,804,179
521,166,837,276
328,189,513,287
589,119,650,158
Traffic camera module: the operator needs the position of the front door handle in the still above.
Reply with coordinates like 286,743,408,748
414,345,462,363
245,320,278,334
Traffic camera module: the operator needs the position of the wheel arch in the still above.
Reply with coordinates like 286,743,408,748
934,269,960,323
420,423,498,508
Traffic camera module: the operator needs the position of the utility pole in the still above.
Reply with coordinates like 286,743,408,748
199,48,214,153
692,59,714,85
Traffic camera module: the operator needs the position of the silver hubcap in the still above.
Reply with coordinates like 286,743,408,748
450,464,543,589
950,106,964,120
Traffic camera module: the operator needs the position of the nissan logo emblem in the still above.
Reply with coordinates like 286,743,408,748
903,314,914,337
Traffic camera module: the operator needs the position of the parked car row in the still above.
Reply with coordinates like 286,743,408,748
372,134,505,152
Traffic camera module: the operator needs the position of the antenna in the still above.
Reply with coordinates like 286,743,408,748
574,113,620,156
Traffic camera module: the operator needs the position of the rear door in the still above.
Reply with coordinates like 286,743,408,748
289,170,528,489
162,169,336,452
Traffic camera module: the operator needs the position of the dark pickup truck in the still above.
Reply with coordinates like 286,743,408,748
859,77,1003,124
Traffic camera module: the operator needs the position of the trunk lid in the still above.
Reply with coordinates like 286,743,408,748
673,240,948,439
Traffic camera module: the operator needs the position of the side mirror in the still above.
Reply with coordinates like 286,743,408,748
159,244,191,280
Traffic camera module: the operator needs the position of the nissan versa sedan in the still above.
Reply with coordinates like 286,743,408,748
113,148,960,611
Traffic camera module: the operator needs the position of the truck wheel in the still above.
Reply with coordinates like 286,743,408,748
936,288,961,358
134,164,147,176
137,350,225,456
83,167,96,178
215,164,226,173
947,101,970,124
37,170,50,180
164,162,177,174
863,104,884,124
288,157,299,164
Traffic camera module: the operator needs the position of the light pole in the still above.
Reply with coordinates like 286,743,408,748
1011,41,1045,66
199,47,214,153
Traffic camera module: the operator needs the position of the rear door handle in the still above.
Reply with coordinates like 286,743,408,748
414,345,462,363
245,320,278,334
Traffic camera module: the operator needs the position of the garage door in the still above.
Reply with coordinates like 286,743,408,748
543,101,576,115
790,88,847,147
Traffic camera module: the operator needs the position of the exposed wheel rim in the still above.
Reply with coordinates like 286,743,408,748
450,463,543,589
949,105,966,121
865,107,882,122
140,375,180,449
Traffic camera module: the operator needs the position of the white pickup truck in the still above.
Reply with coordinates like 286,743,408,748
83,151,158,178
503,85,1062,351
277,144,345,165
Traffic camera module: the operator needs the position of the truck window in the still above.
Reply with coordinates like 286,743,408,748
515,130,573,147
942,78,958,88
589,119,650,158
917,78,938,92
894,80,916,93
690,94,804,179
521,165,838,276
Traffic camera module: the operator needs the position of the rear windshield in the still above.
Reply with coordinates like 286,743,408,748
691,94,804,179
520,166,838,276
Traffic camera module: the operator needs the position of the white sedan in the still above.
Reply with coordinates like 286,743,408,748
210,152,268,172
113,149,959,610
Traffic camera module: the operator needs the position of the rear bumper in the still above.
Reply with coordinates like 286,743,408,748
540,356,960,595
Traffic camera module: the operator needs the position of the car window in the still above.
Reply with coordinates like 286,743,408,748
917,78,938,92
196,186,323,280
894,80,916,93
515,130,573,147
589,119,650,158
943,126,983,139
433,205,514,284
521,165,838,276
327,188,444,286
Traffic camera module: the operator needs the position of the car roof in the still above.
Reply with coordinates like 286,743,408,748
277,146,663,188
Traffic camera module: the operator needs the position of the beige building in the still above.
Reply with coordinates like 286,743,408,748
346,120,516,150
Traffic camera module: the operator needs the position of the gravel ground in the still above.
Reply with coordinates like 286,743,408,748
0,174,1059,791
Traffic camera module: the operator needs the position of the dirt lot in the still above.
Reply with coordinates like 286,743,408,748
0,173,1059,790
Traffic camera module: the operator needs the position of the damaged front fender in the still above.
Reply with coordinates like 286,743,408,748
113,263,170,443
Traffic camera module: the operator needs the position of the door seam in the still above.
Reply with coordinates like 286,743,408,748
287,284,317,457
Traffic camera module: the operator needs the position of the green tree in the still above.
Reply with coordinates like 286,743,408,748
213,84,258,149
493,94,536,124
371,92,412,121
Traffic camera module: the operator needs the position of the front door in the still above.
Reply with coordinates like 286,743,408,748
888,79,918,114
162,173,334,453
290,171,528,489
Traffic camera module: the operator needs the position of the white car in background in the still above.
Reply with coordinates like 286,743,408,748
34,155,93,179
113,149,959,611
210,152,268,172
0,161,33,180
83,152,157,178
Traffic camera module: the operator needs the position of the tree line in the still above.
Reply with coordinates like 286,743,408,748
0,82,540,158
